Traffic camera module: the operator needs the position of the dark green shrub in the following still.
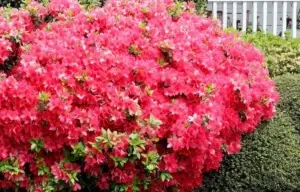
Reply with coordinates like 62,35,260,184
195,0,208,15
199,111,300,192
0,0,23,8
198,74,300,192
275,74,300,130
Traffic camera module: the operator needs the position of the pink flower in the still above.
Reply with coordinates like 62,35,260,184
164,154,178,173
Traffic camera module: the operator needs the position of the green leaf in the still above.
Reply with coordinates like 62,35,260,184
129,132,146,146
30,138,44,152
111,184,128,192
168,1,183,19
136,152,141,159
160,172,172,181
96,128,117,148
204,83,215,94
67,171,79,184
145,86,154,96
142,151,160,173
128,44,142,56
38,92,50,102
75,70,88,83
146,164,155,171
72,142,86,157
146,114,162,128
0,158,21,174
141,7,149,14
38,164,50,176
111,157,128,167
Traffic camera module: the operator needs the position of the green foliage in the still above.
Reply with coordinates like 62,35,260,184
110,184,128,192
195,0,207,15
146,114,162,128
198,74,300,192
129,132,146,160
274,74,300,130
38,91,51,103
72,142,86,158
95,128,123,148
224,29,300,77
0,158,21,174
168,1,184,19
243,31,300,77
78,0,106,10
30,138,44,152
142,151,159,173
128,44,142,56
37,91,50,111
177,0,208,15
160,171,173,181
37,160,50,176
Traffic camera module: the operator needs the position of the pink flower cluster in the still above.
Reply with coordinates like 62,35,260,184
0,38,11,63
0,0,279,191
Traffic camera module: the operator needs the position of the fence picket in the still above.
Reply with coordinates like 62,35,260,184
292,1,298,38
242,2,247,31
213,2,218,18
207,0,299,38
253,2,258,32
233,2,238,29
273,2,278,35
263,2,268,33
222,2,228,29
282,2,288,37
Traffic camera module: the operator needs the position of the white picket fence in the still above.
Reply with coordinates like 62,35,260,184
208,0,300,38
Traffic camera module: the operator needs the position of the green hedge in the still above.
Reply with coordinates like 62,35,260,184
275,74,300,130
198,74,300,192
224,29,300,77
243,32,300,77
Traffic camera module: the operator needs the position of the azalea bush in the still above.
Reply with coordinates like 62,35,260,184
0,0,279,191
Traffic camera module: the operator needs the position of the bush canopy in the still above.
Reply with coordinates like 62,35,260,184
0,0,278,191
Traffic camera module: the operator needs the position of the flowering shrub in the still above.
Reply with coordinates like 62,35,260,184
0,0,279,191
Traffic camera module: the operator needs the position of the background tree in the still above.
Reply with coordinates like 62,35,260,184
181,0,208,15
0,0,23,8
195,0,208,15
